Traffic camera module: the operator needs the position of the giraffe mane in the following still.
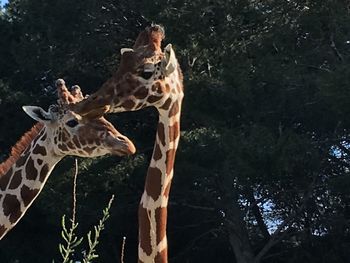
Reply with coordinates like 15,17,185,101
0,122,44,177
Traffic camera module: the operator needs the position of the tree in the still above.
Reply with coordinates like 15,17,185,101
1,0,350,262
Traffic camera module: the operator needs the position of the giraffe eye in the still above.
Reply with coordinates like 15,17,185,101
66,119,79,128
141,70,154,80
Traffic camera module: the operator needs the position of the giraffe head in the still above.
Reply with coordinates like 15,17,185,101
72,25,183,117
22,80,136,158
22,105,135,157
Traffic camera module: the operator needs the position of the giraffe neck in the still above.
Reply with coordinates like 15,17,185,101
138,99,182,263
0,127,62,239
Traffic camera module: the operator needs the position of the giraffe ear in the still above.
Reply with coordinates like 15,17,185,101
161,44,177,76
22,106,52,123
120,48,134,55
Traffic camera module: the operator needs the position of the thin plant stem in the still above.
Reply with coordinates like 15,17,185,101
120,236,126,263
59,159,83,263
72,158,78,225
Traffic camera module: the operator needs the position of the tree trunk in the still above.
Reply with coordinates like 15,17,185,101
226,202,256,263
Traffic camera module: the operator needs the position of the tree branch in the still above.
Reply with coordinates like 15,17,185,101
245,188,270,240
330,33,344,61
254,177,316,263
170,201,216,212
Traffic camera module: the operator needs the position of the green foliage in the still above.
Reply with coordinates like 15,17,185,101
57,196,114,263
1,0,350,262
59,215,83,263
82,195,114,263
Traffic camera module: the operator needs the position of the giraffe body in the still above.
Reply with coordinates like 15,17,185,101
73,25,183,262
0,82,135,240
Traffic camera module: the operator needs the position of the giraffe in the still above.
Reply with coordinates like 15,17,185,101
0,80,136,240
72,25,183,263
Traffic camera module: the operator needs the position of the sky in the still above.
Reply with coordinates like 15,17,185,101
1,0,8,7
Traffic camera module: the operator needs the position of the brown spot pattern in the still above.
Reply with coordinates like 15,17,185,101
80,138,86,145
157,123,165,146
58,144,69,152
148,95,162,104
40,133,47,141
168,101,179,117
67,141,75,149
165,84,171,93
160,98,172,111
72,136,81,148
37,159,43,165
155,247,168,263
155,207,167,244
154,82,163,94
121,99,136,109
3,194,21,223
9,170,22,189
58,129,62,142
0,167,12,191
25,157,38,180
32,144,47,156
135,87,149,99
145,167,162,200
138,205,152,255
17,152,29,167
21,185,39,206
83,146,94,155
136,102,145,109
61,129,69,142
168,122,180,142
153,144,162,161
40,164,49,182
165,149,176,176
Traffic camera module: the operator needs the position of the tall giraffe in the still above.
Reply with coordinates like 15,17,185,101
72,25,183,262
0,80,135,240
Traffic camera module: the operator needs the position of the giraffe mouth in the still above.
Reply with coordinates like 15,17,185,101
107,135,136,156
111,145,136,156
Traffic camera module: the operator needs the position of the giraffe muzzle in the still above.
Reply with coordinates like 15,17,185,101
106,134,136,156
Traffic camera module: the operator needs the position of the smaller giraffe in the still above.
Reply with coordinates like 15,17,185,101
0,80,135,240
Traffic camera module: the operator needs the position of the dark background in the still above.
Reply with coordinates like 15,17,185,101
0,0,350,262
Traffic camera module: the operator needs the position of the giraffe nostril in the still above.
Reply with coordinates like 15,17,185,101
116,135,127,142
